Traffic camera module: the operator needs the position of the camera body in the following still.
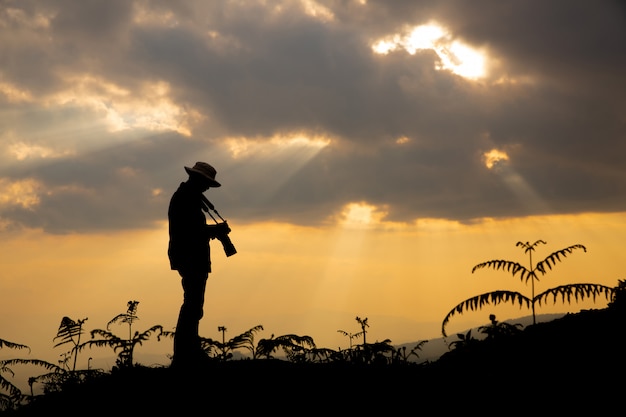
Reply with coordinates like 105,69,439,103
215,222,237,257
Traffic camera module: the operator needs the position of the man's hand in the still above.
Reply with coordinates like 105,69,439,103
214,222,231,235
206,222,231,240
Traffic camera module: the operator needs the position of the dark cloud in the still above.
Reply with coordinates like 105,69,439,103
1,0,625,232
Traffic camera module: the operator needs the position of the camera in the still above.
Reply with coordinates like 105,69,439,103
216,222,237,257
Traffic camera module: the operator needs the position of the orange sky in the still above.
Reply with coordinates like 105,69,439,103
1,212,623,369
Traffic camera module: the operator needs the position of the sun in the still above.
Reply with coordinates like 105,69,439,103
372,22,488,80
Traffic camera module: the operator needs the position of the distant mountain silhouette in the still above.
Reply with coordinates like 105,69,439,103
397,313,566,363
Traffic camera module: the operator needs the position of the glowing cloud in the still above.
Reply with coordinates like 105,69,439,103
0,82,33,103
7,142,75,161
0,178,41,209
338,202,388,229
224,133,331,159
132,4,179,27
49,75,199,136
372,22,488,79
395,136,410,145
301,0,334,21
3,7,51,29
482,149,510,169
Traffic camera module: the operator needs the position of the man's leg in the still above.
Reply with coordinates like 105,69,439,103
173,269,208,366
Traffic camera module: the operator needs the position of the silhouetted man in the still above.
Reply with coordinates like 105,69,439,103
168,162,230,368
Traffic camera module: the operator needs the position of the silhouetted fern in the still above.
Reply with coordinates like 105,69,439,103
53,316,88,371
441,240,614,336
256,334,316,361
1,339,31,411
77,301,163,368
195,325,265,360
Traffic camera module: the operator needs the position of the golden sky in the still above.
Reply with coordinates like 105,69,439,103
1,213,624,367
1,1,625,371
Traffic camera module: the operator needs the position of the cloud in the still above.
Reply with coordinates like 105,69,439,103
0,177,41,210
1,0,625,233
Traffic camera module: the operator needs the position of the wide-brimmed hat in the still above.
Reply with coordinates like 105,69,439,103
184,162,221,187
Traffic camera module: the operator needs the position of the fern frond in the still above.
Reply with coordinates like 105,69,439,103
228,325,264,350
441,290,531,337
0,358,61,372
0,339,30,353
535,244,586,275
516,240,547,253
158,330,175,341
0,375,23,401
133,325,163,343
78,339,123,352
89,329,119,340
534,283,614,306
412,340,428,350
78,329,125,353
53,317,87,348
471,260,534,282
273,334,316,348
106,314,130,329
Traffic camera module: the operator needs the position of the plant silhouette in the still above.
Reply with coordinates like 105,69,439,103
0,338,31,410
256,334,316,361
53,316,88,371
203,325,264,360
338,317,398,364
1,337,99,408
441,240,615,336
447,329,477,351
355,316,369,345
337,329,364,349
478,314,523,340
391,340,427,364
78,301,163,369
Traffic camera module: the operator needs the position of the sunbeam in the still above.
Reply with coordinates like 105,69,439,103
483,149,551,215
219,133,331,201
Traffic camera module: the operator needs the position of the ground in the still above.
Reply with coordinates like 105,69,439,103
6,307,624,415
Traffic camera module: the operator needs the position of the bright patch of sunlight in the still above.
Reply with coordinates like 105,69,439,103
301,0,335,21
395,136,410,145
224,133,331,159
337,202,388,229
0,178,41,209
482,149,509,169
405,24,445,52
372,22,488,80
7,142,75,161
49,75,199,136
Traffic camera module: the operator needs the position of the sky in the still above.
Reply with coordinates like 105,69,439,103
1,0,626,371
